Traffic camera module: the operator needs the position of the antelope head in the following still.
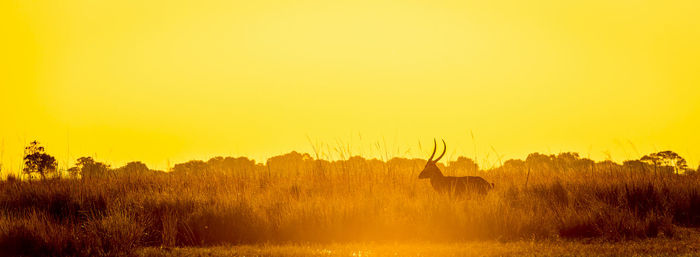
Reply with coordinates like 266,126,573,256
418,139,446,179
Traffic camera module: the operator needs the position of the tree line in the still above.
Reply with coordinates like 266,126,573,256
14,141,700,180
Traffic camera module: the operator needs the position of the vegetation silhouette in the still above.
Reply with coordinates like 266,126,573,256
418,139,493,196
22,141,57,180
641,151,689,175
0,140,699,256
73,157,112,179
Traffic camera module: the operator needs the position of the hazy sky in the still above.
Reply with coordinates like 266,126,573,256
2,0,699,171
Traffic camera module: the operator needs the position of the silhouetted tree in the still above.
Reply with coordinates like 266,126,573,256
555,152,580,166
623,160,651,173
67,166,80,178
554,152,594,173
171,160,208,175
206,156,256,176
22,141,57,179
115,161,150,176
595,160,622,175
448,156,479,174
641,151,688,175
525,153,555,172
267,152,314,176
117,161,166,177
502,159,526,172
74,157,111,179
386,157,425,178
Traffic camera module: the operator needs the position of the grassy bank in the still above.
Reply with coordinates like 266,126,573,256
138,231,700,257
1,153,699,256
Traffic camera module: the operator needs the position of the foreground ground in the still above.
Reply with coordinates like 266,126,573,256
139,229,700,257
2,153,699,256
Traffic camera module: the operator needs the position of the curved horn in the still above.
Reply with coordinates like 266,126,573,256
434,139,447,162
427,139,437,162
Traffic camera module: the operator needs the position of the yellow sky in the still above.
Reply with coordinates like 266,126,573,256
1,0,699,171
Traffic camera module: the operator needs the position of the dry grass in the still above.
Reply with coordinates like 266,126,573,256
0,152,699,256
137,231,700,257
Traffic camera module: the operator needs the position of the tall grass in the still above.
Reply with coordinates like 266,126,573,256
0,152,699,256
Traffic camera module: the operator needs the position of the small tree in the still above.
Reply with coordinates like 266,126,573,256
23,141,58,179
641,151,688,175
67,166,80,178
640,153,661,175
448,156,479,174
115,161,153,177
623,160,652,173
74,157,111,179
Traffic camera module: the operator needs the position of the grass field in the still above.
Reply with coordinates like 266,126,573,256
1,151,699,256
137,232,700,257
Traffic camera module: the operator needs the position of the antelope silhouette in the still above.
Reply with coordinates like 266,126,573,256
418,139,494,195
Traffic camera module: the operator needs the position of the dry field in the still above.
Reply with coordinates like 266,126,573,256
1,152,699,256
138,234,700,257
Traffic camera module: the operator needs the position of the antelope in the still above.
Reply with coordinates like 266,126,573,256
418,139,494,195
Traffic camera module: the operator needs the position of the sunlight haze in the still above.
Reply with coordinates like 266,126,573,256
2,0,699,171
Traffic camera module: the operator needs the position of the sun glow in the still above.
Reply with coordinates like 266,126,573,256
1,0,699,171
